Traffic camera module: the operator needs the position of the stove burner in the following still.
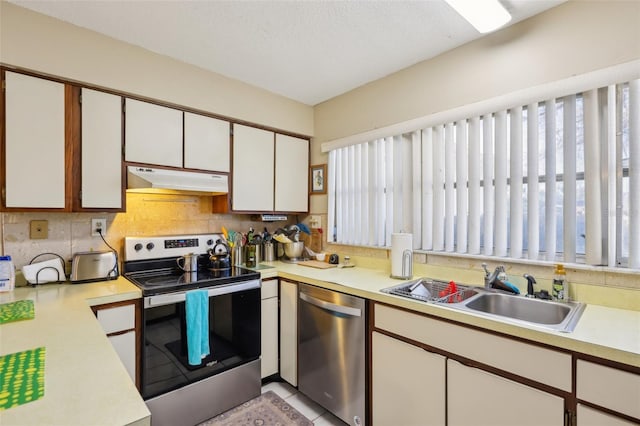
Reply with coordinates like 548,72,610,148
124,264,259,296
143,275,186,286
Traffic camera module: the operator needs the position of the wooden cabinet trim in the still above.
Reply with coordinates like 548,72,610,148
1,69,6,208
64,84,78,211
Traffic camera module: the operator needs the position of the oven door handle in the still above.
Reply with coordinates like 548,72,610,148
144,279,261,308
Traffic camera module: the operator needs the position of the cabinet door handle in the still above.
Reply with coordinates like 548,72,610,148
299,292,362,317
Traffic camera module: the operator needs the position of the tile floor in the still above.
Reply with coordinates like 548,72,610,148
261,381,348,426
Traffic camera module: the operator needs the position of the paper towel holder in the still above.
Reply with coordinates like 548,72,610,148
391,249,413,280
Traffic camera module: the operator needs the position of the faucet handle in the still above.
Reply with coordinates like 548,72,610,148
481,262,490,276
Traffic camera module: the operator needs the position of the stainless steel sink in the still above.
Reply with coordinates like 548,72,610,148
454,292,586,332
381,278,586,333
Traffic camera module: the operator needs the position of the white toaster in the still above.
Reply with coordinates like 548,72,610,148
70,251,119,283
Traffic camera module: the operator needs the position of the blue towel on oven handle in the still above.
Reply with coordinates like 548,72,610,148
186,289,210,366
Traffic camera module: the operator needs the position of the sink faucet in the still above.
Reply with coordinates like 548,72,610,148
482,263,505,289
524,274,537,298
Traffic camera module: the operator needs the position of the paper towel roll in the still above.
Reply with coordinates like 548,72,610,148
391,233,413,279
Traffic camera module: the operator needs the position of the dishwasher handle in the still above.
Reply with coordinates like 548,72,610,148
299,292,362,317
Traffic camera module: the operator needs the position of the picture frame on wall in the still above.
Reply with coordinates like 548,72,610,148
310,164,327,195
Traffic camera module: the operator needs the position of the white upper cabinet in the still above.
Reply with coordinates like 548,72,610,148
231,124,309,213
232,124,275,211
81,88,122,209
184,112,230,172
5,72,65,209
4,72,66,208
274,134,308,212
125,98,182,168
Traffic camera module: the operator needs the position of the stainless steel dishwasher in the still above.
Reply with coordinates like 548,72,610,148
298,283,366,426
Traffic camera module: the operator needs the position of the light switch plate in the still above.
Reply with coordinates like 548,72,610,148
30,220,48,239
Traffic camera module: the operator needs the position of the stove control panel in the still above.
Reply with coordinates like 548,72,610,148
165,238,199,249
124,234,224,261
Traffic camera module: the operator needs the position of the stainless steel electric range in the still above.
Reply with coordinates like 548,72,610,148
123,234,261,426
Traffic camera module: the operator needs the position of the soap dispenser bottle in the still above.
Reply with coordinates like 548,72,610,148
552,264,568,302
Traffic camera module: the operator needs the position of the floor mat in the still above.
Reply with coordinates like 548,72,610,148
198,390,313,426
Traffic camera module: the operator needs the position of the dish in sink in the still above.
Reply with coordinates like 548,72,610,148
381,278,478,304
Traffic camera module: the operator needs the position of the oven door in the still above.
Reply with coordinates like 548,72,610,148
141,279,261,400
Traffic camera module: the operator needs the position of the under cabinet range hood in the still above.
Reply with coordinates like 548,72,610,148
127,166,228,195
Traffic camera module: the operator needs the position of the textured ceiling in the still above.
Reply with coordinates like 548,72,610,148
8,0,565,106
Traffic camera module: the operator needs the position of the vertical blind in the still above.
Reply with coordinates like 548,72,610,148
327,79,639,269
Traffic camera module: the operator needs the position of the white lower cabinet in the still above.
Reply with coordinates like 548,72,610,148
577,404,637,426
576,359,640,420
447,359,565,426
372,331,445,426
94,302,139,386
261,279,279,378
279,279,297,386
108,331,136,382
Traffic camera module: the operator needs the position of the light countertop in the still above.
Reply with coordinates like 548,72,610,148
0,261,637,426
262,261,640,368
0,277,150,426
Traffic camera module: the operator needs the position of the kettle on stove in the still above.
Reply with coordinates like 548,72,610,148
208,239,231,270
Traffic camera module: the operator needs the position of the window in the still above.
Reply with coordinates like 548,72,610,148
327,79,639,269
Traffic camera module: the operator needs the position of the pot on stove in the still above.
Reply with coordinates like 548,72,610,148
208,239,231,270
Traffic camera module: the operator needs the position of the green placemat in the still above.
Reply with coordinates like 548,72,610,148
0,300,35,325
0,347,45,410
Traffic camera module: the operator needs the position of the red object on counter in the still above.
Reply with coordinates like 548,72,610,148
438,281,461,303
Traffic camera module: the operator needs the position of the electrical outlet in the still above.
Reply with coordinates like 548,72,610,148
91,218,107,237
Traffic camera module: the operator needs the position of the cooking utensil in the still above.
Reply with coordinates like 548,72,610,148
299,260,336,269
284,242,304,259
263,242,275,261
177,253,199,272
274,234,292,244
208,239,231,269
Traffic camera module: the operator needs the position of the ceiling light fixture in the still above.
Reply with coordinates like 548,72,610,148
444,0,512,34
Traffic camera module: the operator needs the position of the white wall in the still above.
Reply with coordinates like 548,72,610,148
313,0,640,145
0,1,314,136
309,0,640,214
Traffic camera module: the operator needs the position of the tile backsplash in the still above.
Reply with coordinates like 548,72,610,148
1,192,299,279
